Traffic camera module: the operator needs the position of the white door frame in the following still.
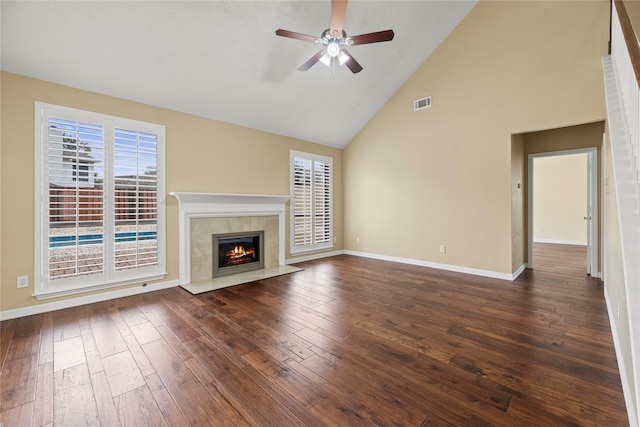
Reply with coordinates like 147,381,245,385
527,147,600,277
586,149,598,276
601,133,607,281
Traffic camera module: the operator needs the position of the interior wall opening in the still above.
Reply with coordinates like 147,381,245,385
511,120,605,278
530,151,593,275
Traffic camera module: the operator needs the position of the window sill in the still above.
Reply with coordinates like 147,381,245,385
33,273,167,300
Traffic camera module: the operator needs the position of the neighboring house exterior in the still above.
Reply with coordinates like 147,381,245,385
48,127,99,189
48,150,99,189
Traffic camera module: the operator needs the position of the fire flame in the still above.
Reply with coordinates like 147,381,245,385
229,245,254,260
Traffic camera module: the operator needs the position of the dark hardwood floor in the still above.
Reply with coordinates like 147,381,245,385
0,244,628,426
532,241,589,276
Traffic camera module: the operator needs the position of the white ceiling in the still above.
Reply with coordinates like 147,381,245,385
1,1,477,148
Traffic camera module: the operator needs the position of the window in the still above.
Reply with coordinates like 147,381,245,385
72,162,90,183
290,150,333,254
35,102,166,298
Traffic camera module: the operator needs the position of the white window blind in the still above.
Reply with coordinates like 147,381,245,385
47,117,105,280
35,102,166,298
113,128,159,271
290,151,333,253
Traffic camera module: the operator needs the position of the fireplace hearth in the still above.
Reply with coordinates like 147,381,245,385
213,231,264,277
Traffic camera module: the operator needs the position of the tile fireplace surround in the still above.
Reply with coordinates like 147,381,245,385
170,192,300,294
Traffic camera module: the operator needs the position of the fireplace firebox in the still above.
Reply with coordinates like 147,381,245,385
212,231,264,277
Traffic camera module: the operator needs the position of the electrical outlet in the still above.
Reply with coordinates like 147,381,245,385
333,236,337,243
617,304,620,320
439,245,446,253
17,275,28,289
356,236,360,244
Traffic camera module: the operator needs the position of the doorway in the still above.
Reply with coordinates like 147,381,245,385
527,148,599,277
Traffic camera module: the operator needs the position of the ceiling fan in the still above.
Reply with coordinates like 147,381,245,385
275,0,394,74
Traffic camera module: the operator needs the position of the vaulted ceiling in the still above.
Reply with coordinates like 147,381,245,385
1,1,477,148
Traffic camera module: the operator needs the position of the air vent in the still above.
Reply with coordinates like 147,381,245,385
413,96,432,111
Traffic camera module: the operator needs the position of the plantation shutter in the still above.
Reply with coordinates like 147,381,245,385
293,157,313,247
113,128,159,271
314,160,331,244
290,151,333,253
47,117,105,281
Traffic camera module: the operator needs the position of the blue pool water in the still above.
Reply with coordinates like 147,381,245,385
49,231,157,248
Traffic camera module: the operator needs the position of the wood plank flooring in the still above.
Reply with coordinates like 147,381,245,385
533,241,588,276
0,244,629,426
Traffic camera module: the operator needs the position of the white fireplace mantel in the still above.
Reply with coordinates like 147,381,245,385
170,192,290,286
170,192,290,209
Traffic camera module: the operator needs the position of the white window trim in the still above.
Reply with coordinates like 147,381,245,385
34,102,167,299
289,150,334,255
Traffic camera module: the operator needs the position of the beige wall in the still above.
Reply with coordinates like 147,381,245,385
0,72,343,312
344,0,609,274
533,154,588,244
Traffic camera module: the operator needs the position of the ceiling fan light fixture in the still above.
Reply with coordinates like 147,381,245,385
319,52,332,66
338,50,349,65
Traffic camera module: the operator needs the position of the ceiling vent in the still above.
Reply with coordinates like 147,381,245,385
413,96,432,111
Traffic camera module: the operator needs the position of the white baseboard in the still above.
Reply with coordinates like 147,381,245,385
512,263,527,280
0,279,179,321
289,249,526,281
343,250,519,281
534,239,587,246
604,288,638,427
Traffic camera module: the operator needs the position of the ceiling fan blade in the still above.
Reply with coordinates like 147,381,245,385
298,50,326,71
350,29,395,45
341,50,363,74
329,0,348,38
275,29,319,43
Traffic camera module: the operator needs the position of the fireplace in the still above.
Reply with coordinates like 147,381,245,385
213,231,264,277
170,192,300,293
